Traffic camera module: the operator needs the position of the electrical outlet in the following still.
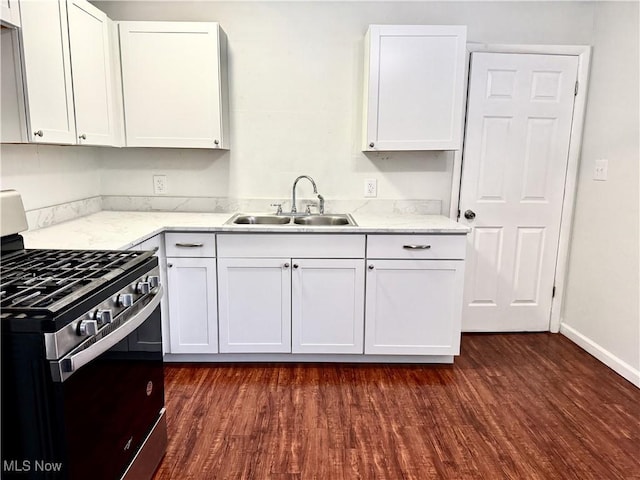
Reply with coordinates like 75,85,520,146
364,178,377,197
593,159,608,181
153,175,167,195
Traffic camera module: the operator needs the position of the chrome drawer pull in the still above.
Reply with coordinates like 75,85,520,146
403,245,431,250
175,242,204,248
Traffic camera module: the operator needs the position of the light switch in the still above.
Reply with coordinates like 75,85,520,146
593,159,608,181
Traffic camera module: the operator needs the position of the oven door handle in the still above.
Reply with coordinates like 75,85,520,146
52,286,164,383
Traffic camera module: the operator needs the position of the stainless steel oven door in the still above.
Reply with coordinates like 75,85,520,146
54,299,165,480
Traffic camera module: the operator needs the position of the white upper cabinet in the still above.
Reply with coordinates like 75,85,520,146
67,0,119,146
362,25,467,151
19,0,76,144
0,0,21,28
12,0,121,146
118,21,230,149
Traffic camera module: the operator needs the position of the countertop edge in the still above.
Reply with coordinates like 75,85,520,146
22,211,470,251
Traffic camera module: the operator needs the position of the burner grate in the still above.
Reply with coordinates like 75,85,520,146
0,249,152,314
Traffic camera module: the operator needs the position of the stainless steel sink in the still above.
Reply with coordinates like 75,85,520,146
230,215,291,225
293,214,356,226
225,213,357,226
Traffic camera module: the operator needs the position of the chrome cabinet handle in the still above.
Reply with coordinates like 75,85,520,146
369,142,374,148
368,264,374,270
34,130,44,137
293,264,299,269
283,263,290,269
79,133,87,140
214,139,219,146
175,242,204,248
464,209,476,220
403,245,431,250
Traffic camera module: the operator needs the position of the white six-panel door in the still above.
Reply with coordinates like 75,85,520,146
459,52,578,331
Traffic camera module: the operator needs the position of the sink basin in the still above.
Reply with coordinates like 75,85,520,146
293,214,356,226
225,213,357,226
230,215,290,225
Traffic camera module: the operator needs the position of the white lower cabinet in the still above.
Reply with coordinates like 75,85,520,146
364,235,466,355
217,258,291,353
292,259,365,354
217,257,365,354
165,232,218,354
167,257,218,354
216,234,366,355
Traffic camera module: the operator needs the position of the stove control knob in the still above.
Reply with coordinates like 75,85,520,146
94,309,113,325
136,281,151,295
78,319,98,336
147,275,160,288
118,294,134,307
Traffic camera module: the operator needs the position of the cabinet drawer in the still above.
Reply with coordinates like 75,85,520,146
367,234,466,260
165,232,216,257
217,234,365,258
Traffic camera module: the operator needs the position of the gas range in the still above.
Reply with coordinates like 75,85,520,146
0,190,167,480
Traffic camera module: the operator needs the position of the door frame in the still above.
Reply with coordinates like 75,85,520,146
450,43,592,333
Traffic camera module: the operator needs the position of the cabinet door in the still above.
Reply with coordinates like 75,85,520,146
67,0,118,146
363,25,467,151
118,21,227,149
1,0,21,28
365,259,464,355
19,0,76,144
291,259,365,354
218,258,291,353
167,257,218,354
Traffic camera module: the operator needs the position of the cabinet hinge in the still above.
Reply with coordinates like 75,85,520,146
457,209,461,219
574,81,579,96
552,285,556,298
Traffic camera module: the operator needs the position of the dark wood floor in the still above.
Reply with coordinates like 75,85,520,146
152,334,640,479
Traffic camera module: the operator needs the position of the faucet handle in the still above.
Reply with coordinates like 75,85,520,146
270,203,283,215
317,194,325,215
304,202,318,215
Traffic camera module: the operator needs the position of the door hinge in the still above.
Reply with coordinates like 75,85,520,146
574,81,579,96
552,285,556,298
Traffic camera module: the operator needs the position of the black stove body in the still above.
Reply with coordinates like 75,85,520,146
1,234,167,480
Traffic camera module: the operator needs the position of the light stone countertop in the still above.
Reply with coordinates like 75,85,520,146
22,210,469,251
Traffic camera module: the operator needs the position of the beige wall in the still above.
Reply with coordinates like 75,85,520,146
0,144,101,211
560,1,640,385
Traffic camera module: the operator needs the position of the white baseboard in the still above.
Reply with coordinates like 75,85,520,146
560,323,640,388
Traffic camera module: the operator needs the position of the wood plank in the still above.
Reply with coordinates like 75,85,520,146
153,334,640,479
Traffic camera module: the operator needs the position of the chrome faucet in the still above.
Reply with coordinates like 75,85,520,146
291,175,320,214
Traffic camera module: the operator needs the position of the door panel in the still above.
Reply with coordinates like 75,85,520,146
291,259,364,354
167,257,217,353
67,0,117,145
217,258,291,353
19,0,76,144
460,52,578,331
364,260,464,355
